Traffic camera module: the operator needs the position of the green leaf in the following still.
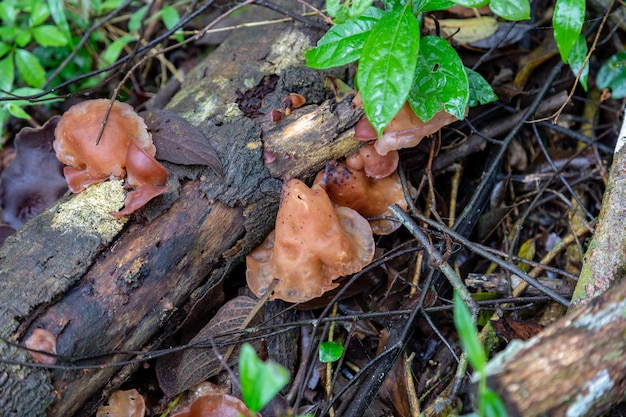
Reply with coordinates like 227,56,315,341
306,7,385,69
48,0,71,43
15,29,32,47
568,34,588,91
465,67,497,107
319,341,344,363
408,35,468,122
414,0,456,12
483,388,509,417
0,41,10,58
490,0,530,20
160,5,180,30
32,25,67,46
0,1,17,25
0,53,14,92
101,35,135,66
451,0,489,8
453,291,486,371
328,0,374,23
30,1,50,26
7,103,30,119
357,5,420,136
128,5,148,32
553,0,585,63
597,51,626,98
239,343,290,413
15,48,45,87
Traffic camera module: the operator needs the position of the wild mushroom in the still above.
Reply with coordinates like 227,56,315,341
96,389,146,417
23,328,57,365
353,102,458,156
314,161,412,235
246,179,374,303
346,143,399,179
53,99,168,218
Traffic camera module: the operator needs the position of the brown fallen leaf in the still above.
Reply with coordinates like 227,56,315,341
156,296,257,397
141,109,223,179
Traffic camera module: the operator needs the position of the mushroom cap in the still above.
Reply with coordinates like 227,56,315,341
246,179,374,303
54,99,168,217
54,99,155,192
346,143,399,179
23,328,57,365
315,161,410,235
96,389,146,417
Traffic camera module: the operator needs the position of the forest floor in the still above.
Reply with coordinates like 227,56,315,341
0,1,625,416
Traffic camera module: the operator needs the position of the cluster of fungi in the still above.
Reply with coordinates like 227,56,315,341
246,100,457,303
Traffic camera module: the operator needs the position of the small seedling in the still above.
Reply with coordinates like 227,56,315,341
239,343,290,413
453,291,508,417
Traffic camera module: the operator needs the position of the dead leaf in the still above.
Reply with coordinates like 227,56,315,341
0,116,67,229
141,109,223,179
156,296,257,397
469,22,534,49
424,16,498,44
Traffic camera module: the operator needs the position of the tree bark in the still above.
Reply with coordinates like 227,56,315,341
0,3,362,416
483,277,626,417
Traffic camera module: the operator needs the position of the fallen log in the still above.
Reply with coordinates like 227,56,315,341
0,2,363,415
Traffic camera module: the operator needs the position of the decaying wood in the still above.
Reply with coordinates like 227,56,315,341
0,2,363,416
483,277,626,416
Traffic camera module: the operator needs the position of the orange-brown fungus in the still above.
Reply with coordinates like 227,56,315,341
96,389,146,417
246,179,374,303
346,143,399,179
353,102,458,156
375,104,458,156
170,393,254,417
53,99,168,218
315,161,411,235
23,328,57,365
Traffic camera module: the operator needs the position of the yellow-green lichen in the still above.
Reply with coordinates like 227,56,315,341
51,180,127,241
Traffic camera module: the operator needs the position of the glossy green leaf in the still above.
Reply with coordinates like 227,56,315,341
451,0,489,8
319,341,344,363
30,1,50,26
306,7,385,69
453,291,486,371
597,51,626,98
239,343,290,413
15,49,45,87
33,25,67,47
101,35,135,65
408,35,468,122
357,5,420,136
465,67,497,107
0,53,14,92
414,0,456,12
327,0,374,23
553,0,585,63
0,1,17,25
568,34,588,91
490,0,530,20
